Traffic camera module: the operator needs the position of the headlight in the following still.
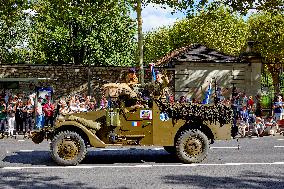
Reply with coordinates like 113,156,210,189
57,115,65,122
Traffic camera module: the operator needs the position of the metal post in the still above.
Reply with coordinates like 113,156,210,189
270,88,273,115
87,63,92,96
137,0,144,84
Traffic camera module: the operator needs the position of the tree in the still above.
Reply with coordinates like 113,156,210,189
144,7,249,64
218,0,283,14
248,12,284,94
29,0,137,66
0,0,30,64
183,0,283,15
129,0,190,84
131,0,282,83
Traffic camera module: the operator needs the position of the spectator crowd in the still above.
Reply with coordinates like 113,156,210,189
224,87,282,137
0,92,105,138
0,83,283,139
177,86,283,137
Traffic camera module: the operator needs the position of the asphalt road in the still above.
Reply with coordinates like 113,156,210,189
0,135,284,189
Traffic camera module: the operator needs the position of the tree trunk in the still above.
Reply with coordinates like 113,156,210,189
267,64,281,94
136,0,144,84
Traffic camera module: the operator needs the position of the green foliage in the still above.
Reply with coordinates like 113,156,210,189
1,0,283,66
248,12,284,64
131,0,283,13
178,0,284,15
144,7,249,63
220,0,284,14
128,0,191,9
29,0,137,66
248,12,284,93
0,0,30,64
0,0,28,25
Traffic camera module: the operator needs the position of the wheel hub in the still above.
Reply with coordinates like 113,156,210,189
58,138,79,160
184,137,203,156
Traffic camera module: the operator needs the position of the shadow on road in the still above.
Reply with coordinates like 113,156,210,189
0,171,128,189
2,149,179,165
2,151,56,166
83,149,179,164
162,170,284,189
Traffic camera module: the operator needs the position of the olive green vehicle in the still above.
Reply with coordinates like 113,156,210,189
32,93,233,166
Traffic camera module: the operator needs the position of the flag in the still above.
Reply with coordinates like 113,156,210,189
132,121,141,127
203,79,212,104
149,63,156,81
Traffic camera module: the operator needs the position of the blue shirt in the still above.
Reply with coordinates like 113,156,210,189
240,110,249,121
274,101,283,113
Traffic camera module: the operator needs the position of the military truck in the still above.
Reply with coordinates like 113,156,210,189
31,83,233,166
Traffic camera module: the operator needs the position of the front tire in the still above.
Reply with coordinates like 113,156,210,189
50,131,87,166
176,129,209,163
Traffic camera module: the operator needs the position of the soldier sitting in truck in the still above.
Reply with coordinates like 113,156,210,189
125,68,138,87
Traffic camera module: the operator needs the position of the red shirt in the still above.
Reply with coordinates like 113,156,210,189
248,99,254,106
43,102,55,117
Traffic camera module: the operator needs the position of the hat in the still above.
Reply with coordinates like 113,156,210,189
249,96,253,99
256,117,262,121
128,68,136,73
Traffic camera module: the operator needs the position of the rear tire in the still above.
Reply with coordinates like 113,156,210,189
50,131,87,166
176,129,209,163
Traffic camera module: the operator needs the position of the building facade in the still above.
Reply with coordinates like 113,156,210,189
154,44,262,102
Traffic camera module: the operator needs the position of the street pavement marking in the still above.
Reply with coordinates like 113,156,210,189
95,149,122,151
18,140,25,142
210,147,239,149
277,139,284,141
152,148,164,150
274,146,284,148
3,162,284,170
135,165,153,168
95,148,164,151
225,163,242,165
19,150,34,152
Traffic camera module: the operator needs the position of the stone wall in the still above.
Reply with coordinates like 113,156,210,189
0,60,262,102
0,65,131,99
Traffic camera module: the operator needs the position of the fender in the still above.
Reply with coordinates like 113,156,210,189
56,120,106,148
205,121,232,140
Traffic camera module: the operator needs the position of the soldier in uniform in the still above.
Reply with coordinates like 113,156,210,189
154,70,169,98
125,68,138,87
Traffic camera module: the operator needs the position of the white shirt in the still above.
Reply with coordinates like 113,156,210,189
37,102,43,115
